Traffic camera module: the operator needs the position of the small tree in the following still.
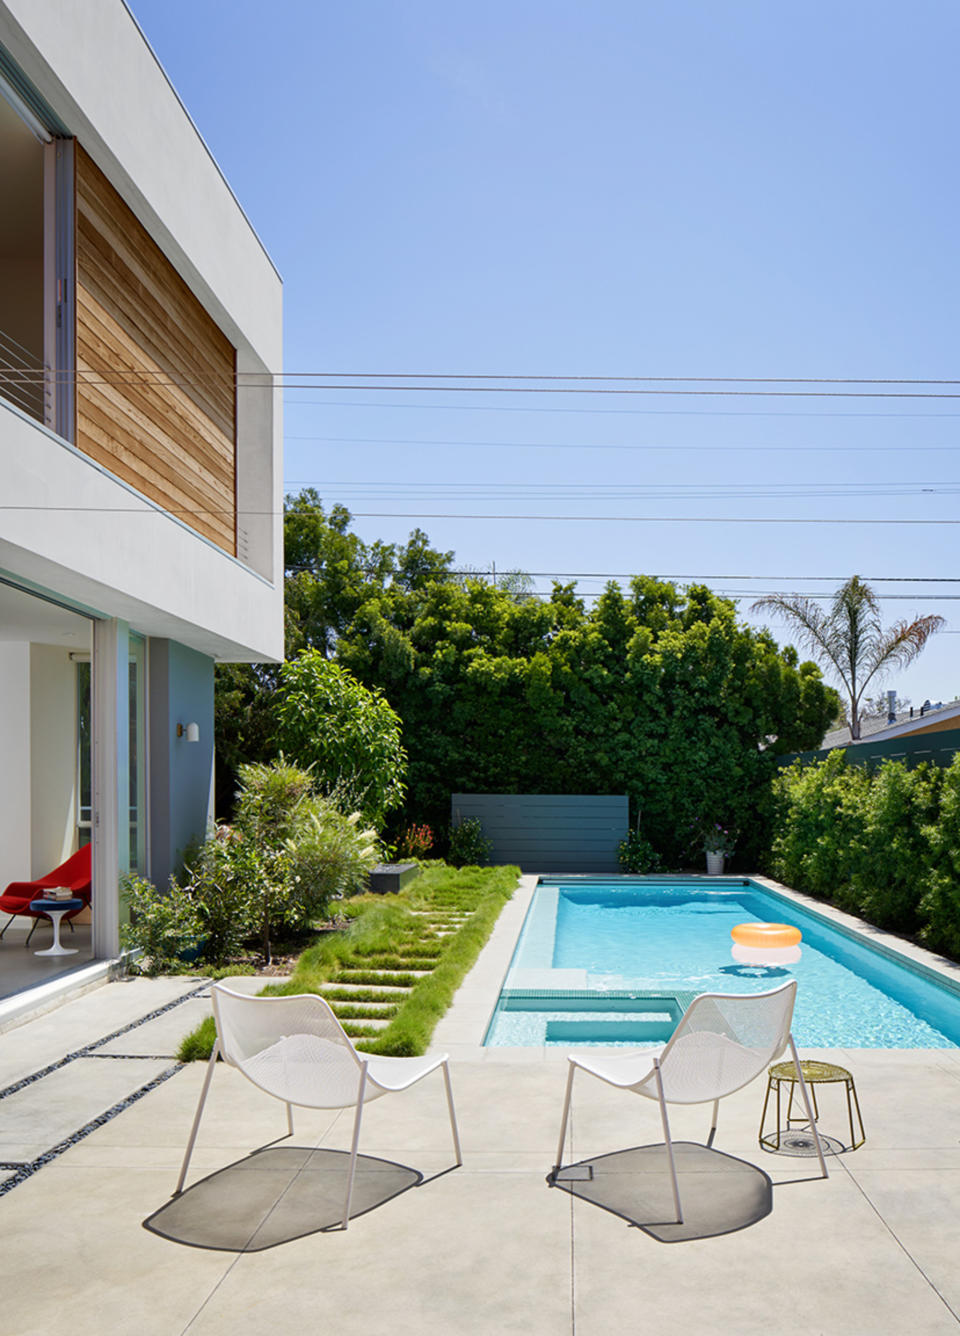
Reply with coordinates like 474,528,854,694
752,576,944,740
275,650,406,824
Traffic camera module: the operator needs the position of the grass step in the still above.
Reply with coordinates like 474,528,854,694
331,970,418,987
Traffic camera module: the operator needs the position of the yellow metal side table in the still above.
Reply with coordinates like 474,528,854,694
759,1059,865,1153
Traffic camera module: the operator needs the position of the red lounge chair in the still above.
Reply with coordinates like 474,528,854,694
0,844,92,943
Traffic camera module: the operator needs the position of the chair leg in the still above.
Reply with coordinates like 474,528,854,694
342,1064,368,1229
174,1038,220,1195
25,918,38,947
653,1057,683,1225
442,1060,463,1166
553,1063,576,1174
788,1035,829,1179
706,1097,720,1149
0,915,15,941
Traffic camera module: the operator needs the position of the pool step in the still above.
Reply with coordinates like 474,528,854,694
546,1016,678,1043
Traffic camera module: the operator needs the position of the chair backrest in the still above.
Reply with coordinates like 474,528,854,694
211,984,366,1109
38,843,92,894
651,981,797,1106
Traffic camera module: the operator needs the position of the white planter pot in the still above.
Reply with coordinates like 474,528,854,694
705,850,725,875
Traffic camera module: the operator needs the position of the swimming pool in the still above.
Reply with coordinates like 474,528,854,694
483,877,960,1048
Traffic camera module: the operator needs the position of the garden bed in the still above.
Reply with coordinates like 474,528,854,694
179,861,520,1060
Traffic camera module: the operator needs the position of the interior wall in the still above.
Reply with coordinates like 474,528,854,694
0,643,31,884
0,258,43,362
29,644,77,876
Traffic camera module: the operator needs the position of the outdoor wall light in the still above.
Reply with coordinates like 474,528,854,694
177,722,200,742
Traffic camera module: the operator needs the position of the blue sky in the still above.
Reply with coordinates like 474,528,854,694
127,0,959,709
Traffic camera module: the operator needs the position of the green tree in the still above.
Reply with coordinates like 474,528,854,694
216,492,838,862
752,576,944,740
275,650,406,824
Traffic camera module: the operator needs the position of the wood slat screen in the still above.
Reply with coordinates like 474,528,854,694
75,146,237,554
450,794,630,872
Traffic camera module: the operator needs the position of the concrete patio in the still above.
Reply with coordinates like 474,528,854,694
1,883,960,1334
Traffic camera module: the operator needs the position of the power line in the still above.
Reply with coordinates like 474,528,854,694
292,482,960,500
283,373,960,385
337,567,960,582
9,369,960,386
347,511,960,526
5,505,959,525
285,397,960,420
282,384,960,399
286,433,960,453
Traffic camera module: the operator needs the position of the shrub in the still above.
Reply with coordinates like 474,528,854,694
853,761,941,934
618,828,662,873
448,816,493,867
769,751,869,910
180,826,262,966
120,874,203,975
396,823,434,859
285,803,380,918
920,757,960,957
275,651,406,824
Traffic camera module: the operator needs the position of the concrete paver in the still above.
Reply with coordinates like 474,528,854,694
1,892,959,1334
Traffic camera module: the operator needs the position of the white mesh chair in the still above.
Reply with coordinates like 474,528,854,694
176,984,462,1228
553,981,827,1223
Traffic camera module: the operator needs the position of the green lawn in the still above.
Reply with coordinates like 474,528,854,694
178,861,519,1060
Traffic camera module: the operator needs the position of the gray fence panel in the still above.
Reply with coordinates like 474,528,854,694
450,794,629,872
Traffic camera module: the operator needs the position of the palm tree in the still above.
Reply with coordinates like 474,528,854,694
751,576,945,740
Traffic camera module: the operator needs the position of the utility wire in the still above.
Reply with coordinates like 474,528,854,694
4,505,960,524
286,433,960,453
7,369,960,399
8,369,960,386
333,568,960,582
3,506,958,526
285,397,960,420
348,511,960,526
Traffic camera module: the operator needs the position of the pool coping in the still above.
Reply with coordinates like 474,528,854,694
431,870,960,1061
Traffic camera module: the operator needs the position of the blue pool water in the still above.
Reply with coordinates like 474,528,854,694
483,878,960,1048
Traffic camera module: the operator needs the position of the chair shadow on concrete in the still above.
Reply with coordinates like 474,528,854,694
547,1141,773,1244
144,1146,423,1251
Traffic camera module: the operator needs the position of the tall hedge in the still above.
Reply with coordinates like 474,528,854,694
770,751,960,959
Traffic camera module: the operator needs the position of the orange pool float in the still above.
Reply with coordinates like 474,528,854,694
731,922,802,949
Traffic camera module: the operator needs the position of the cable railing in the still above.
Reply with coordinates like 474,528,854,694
0,326,48,422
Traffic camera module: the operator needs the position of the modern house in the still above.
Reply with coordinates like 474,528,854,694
0,0,283,1014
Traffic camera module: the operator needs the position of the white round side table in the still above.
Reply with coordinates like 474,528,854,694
29,897,83,956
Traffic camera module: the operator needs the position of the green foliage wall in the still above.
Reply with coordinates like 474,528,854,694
215,492,839,861
770,751,960,959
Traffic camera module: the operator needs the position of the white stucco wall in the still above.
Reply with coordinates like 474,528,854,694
0,643,31,883
0,401,283,661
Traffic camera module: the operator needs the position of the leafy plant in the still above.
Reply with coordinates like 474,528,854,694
920,756,960,958
180,826,263,966
700,822,737,856
215,494,843,861
120,874,203,975
275,650,406,824
396,823,434,859
285,803,380,917
617,828,662,873
447,816,493,867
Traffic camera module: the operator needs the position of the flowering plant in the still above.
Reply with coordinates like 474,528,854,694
397,823,434,859
702,822,736,856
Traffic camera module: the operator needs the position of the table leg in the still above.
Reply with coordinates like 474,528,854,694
35,909,78,957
